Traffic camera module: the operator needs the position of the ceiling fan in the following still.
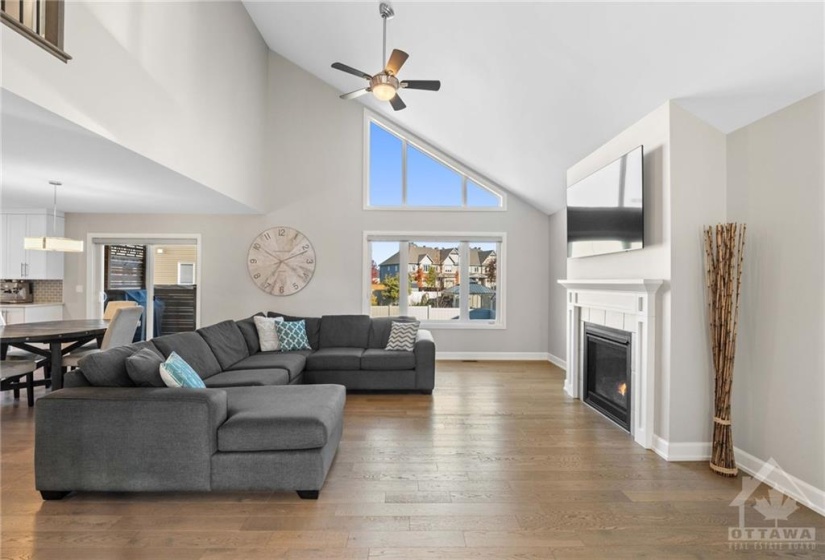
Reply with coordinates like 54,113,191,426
331,2,441,111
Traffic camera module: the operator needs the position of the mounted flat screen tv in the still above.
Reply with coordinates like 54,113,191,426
567,145,644,258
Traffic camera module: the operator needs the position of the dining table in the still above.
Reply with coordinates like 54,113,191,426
0,319,109,391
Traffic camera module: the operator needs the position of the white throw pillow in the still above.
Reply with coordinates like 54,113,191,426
254,316,284,352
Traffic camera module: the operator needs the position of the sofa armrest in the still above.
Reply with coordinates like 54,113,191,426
35,387,227,493
414,329,435,392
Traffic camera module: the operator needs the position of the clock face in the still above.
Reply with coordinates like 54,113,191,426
247,227,316,296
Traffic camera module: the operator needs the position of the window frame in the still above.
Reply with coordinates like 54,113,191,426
177,262,196,285
363,231,506,330
363,111,507,212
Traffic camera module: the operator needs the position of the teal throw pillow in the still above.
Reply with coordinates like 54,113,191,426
275,320,312,351
159,351,206,388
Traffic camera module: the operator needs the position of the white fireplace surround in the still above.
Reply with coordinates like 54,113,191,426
558,279,664,449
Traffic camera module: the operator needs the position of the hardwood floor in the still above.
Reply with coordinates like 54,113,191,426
2,361,822,559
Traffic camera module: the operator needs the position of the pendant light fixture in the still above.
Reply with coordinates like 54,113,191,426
24,181,84,252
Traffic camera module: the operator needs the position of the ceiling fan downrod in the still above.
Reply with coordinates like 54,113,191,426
379,2,394,72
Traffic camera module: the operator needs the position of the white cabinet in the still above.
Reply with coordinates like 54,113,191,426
0,304,63,324
0,211,65,280
1,308,26,325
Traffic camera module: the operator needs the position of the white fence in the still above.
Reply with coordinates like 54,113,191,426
370,306,460,321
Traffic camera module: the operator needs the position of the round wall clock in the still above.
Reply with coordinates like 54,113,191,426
247,226,316,295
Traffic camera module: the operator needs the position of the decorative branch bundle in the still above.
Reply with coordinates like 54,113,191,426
704,223,746,477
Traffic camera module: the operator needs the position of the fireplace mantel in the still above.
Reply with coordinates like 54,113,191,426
558,278,663,293
558,278,664,449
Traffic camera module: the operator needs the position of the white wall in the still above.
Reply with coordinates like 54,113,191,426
668,103,727,445
0,1,268,210
565,102,673,439
727,92,824,492
62,52,551,355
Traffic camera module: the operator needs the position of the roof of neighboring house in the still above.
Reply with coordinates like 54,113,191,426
379,244,495,267
443,282,496,295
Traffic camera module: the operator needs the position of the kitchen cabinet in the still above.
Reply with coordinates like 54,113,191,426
0,304,63,324
0,210,65,280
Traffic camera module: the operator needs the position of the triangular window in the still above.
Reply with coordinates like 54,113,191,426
367,118,505,209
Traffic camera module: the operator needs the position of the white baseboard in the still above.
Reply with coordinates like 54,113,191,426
547,353,567,370
734,447,825,517
437,352,553,361
652,436,712,461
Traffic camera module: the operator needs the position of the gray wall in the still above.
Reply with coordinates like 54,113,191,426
63,52,552,355
726,91,824,491
547,210,567,363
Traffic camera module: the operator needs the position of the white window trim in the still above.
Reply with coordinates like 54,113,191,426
363,231,506,330
363,110,507,212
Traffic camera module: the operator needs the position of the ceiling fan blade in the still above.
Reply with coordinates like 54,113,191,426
331,62,372,80
384,49,409,75
340,88,370,100
401,80,441,91
389,94,406,111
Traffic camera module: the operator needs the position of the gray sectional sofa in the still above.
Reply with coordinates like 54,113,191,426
34,313,435,501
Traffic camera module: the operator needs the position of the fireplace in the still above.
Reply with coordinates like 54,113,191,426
583,323,632,431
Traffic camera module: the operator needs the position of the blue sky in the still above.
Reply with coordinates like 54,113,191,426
369,123,500,208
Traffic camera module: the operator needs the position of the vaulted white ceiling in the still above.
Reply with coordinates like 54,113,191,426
244,1,824,214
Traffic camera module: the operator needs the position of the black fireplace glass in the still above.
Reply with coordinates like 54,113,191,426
583,323,631,431
588,341,628,410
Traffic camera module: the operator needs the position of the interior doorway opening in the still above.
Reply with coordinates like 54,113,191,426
86,234,201,340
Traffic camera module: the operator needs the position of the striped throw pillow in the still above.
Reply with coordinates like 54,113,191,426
385,321,419,352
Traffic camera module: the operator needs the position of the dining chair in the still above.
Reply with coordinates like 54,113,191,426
1,357,38,407
103,300,138,320
62,306,144,369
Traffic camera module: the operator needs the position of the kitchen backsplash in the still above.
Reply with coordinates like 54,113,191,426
32,280,63,303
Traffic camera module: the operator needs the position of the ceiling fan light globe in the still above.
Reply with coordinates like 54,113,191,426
372,83,397,101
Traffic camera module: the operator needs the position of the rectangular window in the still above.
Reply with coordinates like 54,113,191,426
365,114,505,210
177,262,196,285
366,233,504,328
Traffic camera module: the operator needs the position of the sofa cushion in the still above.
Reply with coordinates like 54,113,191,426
218,384,346,452
268,312,321,350
368,316,417,348
125,347,165,387
227,351,308,381
160,352,207,389
204,368,289,388
361,349,416,371
236,313,265,354
152,332,222,380
198,320,249,369
78,345,138,387
306,347,364,371
319,315,370,348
